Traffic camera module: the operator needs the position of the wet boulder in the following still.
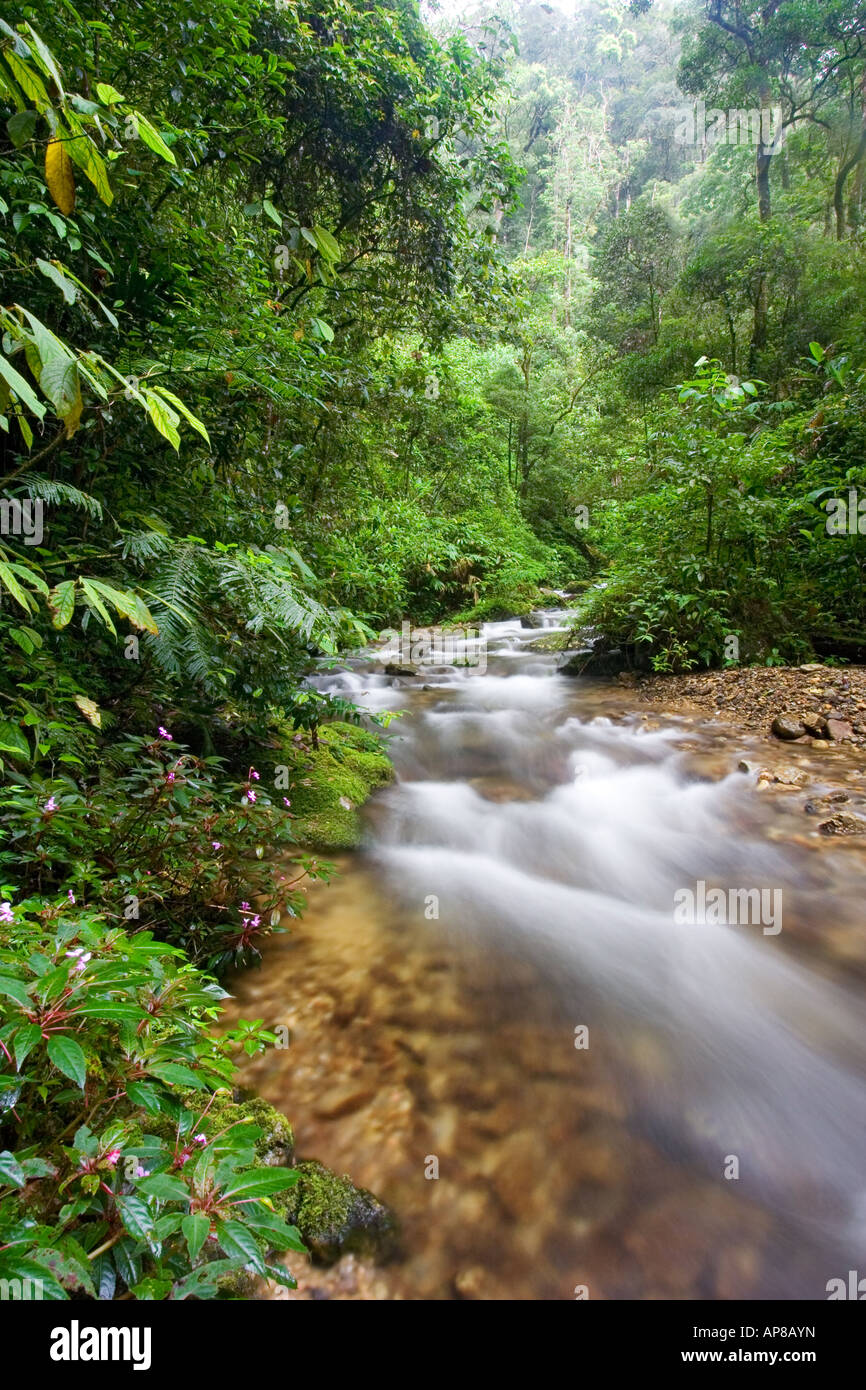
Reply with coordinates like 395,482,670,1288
559,644,628,678
819,814,865,836
826,718,853,742
771,714,807,741
384,662,418,677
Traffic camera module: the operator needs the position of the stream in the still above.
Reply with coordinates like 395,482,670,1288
225,612,866,1300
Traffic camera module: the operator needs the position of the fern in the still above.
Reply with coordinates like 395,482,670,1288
15,474,103,519
133,537,338,697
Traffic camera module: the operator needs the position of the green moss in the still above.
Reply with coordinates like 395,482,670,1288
276,720,393,850
204,1092,295,1166
454,583,549,624
142,1090,294,1168
284,1159,398,1265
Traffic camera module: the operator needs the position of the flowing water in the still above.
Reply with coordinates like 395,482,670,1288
226,613,866,1300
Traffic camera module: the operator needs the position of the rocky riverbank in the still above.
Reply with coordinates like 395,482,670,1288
635,663,866,750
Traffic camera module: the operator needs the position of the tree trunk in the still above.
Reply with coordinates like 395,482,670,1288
834,126,866,240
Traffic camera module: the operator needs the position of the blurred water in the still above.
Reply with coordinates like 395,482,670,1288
233,613,866,1299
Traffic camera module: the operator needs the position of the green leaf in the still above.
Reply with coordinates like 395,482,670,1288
39,355,82,427
0,720,29,760
244,1208,306,1253
117,1194,154,1241
132,112,176,164
92,1253,116,1300
0,1149,27,1187
23,24,66,100
0,974,30,1007
129,1275,172,1300
149,385,210,444
143,390,181,450
138,1173,190,1202
65,126,113,205
215,1219,265,1273
36,258,77,306
0,1254,67,1299
46,1035,86,1089
181,1212,210,1261
3,49,51,110
125,1081,164,1114
264,1260,298,1288
7,109,38,147
79,578,116,635
78,578,158,635
168,1257,238,1300
262,198,282,228
112,1236,142,1287
220,1168,300,1200
312,225,341,262
74,1002,144,1021
0,351,46,418
96,83,124,105
147,1062,208,1089
48,579,76,629
19,1156,54,1178
152,1213,184,1240
13,1023,41,1069
0,563,37,614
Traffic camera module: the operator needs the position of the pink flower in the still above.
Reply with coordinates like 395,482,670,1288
249,915,261,929
67,890,75,904
249,769,260,781
283,798,291,807
194,1134,207,1146
166,771,176,784
135,1165,149,1178
0,902,14,924
240,901,250,911
212,841,222,850
158,726,172,740
43,796,58,814
244,789,257,804
104,1149,122,1168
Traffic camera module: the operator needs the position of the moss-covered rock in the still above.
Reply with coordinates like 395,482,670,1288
179,1095,397,1289
203,1091,295,1167
277,720,393,850
141,1089,295,1167
285,1159,399,1266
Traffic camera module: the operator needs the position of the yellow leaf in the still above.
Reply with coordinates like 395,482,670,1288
62,389,83,438
45,138,75,215
73,695,102,728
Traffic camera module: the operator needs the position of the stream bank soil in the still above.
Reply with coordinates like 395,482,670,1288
636,662,866,750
